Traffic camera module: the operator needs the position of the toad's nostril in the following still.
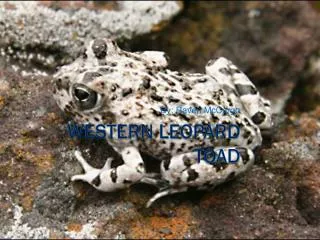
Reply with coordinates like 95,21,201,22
55,76,70,91
92,39,107,59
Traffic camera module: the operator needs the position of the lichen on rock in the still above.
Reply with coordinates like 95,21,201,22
0,1,182,68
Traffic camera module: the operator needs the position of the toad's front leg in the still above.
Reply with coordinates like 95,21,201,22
145,147,255,208
71,146,145,191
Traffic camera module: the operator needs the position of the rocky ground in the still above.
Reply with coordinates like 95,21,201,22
0,1,319,239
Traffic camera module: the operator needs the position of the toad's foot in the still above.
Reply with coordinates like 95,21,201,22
71,146,145,191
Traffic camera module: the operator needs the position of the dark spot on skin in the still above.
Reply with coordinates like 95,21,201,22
111,95,117,101
197,78,207,83
251,111,266,125
94,117,100,122
142,77,151,89
237,147,250,164
132,54,144,62
82,50,88,59
168,96,180,103
65,104,72,110
182,83,192,91
99,67,112,73
237,121,244,127
147,70,154,76
183,155,192,167
178,112,190,121
167,80,176,86
111,84,117,92
219,68,231,75
92,175,101,187
55,77,69,91
83,72,103,83
235,84,257,95
231,68,241,73
177,148,183,153
160,75,176,86
154,130,160,137
244,118,252,126
170,142,175,150
247,138,253,145
111,62,117,67
163,158,170,170
202,120,209,125
152,109,162,116
92,39,107,59
151,93,163,101
221,67,241,75
101,111,116,122
122,110,129,116
243,130,251,139
127,62,136,68
187,169,199,182
122,88,133,97
211,114,219,121
123,179,132,184
167,74,182,83
136,162,144,173
212,91,220,99
206,59,215,66
126,150,130,154
205,99,214,105
136,102,143,108
110,168,117,183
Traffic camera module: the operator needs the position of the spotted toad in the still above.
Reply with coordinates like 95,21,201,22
53,38,273,207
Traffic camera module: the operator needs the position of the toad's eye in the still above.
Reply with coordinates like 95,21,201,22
72,84,98,110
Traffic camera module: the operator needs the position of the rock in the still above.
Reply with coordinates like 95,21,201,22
159,227,172,235
0,1,183,69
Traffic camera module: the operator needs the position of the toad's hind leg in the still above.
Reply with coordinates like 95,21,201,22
71,146,145,192
205,57,273,130
146,147,254,207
